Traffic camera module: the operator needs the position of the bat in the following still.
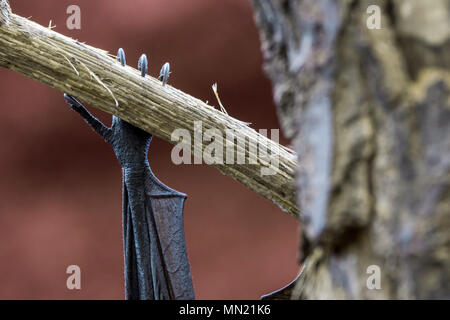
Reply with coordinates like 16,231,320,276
63,49,194,300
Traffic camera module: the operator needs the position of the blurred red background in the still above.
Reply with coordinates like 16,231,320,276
0,0,299,299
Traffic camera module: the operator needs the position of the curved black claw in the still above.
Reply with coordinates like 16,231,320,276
117,48,126,66
138,54,148,77
159,62,170,86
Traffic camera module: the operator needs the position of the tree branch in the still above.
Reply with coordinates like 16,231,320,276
0,0,299,217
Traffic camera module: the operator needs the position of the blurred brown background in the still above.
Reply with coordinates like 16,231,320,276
0,0,298,299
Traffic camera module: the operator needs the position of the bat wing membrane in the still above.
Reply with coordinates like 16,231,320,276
145,169,195,300
122,169,194,300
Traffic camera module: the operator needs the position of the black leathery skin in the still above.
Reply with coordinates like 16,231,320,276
63,68,194,299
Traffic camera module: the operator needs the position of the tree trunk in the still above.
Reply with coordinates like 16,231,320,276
253,0,450,299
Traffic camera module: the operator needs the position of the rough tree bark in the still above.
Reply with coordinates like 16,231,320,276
253,0,450,299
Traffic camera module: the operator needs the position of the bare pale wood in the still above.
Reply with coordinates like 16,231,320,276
0,0,299,217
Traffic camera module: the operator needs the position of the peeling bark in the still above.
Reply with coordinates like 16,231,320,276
253,0,450,299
